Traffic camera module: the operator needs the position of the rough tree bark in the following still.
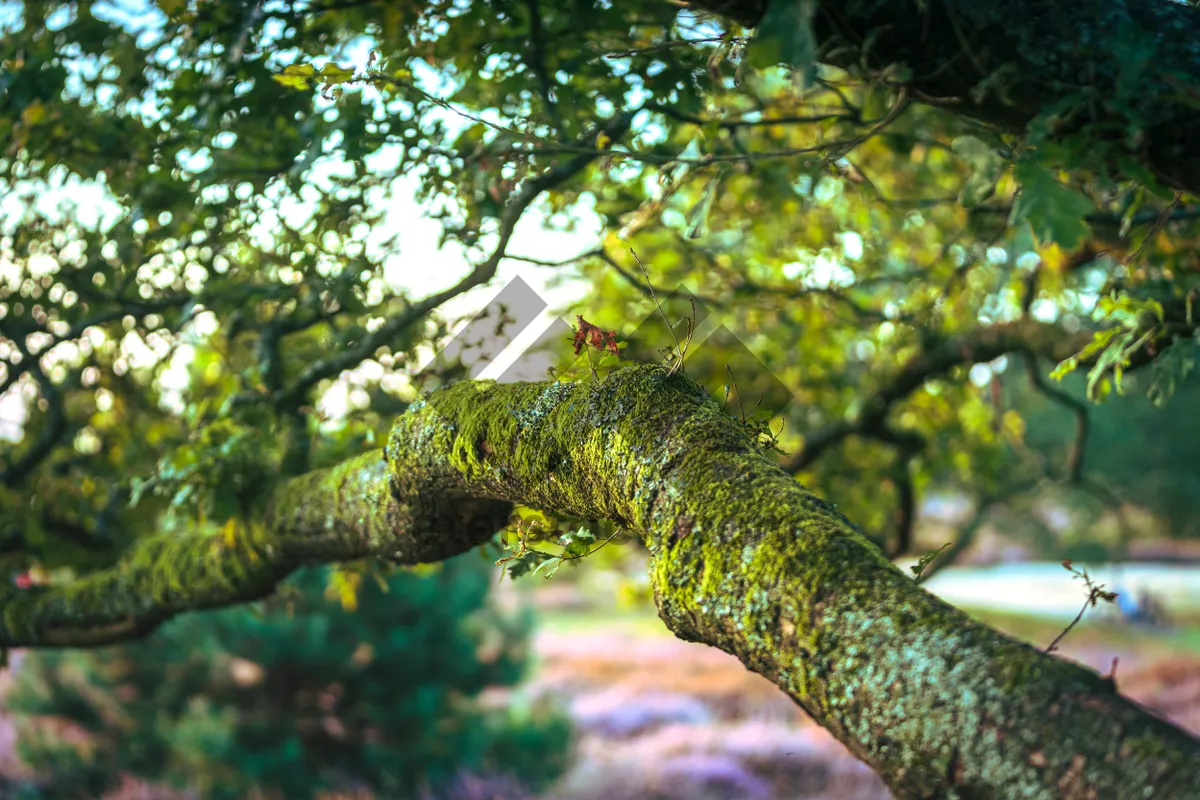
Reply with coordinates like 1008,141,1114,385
690,0,1200,196
3,365,1198,797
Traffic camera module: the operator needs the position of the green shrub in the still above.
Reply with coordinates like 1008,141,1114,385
6,554,571,799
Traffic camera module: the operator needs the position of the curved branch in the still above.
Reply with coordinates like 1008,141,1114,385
643,101,858,130
920,475,1045,581
3,365,1197,796
920,503,992,583
0,449,510,647
875,424,925,558
0,369,69,487
785,319,1094,472
523,0,560,126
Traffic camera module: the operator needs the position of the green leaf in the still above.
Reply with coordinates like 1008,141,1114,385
504,551,553,580
1116,156,1175,200
951,136,1008,208
560,526,597,546
318,63,356,84
559,526,598,559
684,173,721,240
272,63,316,91
1085,330,1137,401
1050,327,1120,381
1148,334,1199,407
530,555,562,579
745,0,819,88
1097,293,1163,327
1009,159,1094,249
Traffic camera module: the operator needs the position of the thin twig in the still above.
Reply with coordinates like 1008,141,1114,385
629,248,691,375
600,36,736,60
1046,561,1118,653
1122,191,1184,267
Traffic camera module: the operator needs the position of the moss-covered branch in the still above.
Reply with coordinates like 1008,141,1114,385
1,451,511,648
3,366,1198,796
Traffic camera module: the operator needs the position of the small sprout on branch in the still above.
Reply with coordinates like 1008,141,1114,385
910,542,952,584
630,248,693,375
1045,560,1118,654
1102,656,1120,689
496,515,625,581
723,366,788,454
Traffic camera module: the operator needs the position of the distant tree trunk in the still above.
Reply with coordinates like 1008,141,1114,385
4,365,1198,797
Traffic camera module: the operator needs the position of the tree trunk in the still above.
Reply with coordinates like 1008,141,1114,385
3,365,1198,797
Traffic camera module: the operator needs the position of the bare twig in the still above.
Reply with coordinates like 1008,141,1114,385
1123,191,1184,267
504,247,604,267
1046,560,1118,654
600,36,736,60
629,248,693,375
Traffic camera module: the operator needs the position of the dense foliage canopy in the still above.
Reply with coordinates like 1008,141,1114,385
3,0,1199,583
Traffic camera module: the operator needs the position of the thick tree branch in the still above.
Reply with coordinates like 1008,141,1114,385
0,449,511,648
3,365,1198,796
1024,352,1089,483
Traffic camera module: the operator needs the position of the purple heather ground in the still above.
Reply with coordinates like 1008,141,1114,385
2,571,1197,800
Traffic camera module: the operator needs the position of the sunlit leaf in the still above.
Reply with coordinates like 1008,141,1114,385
318,63,356,84
272,63,316,90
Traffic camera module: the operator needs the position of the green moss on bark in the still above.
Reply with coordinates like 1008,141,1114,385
4,364,1198,797
394,366,1200,798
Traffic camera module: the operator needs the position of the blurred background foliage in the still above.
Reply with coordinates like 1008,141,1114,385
2,0,1200,795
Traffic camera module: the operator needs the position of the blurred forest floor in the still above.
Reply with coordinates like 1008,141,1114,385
517,583,1200,800
0,581,1197,800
